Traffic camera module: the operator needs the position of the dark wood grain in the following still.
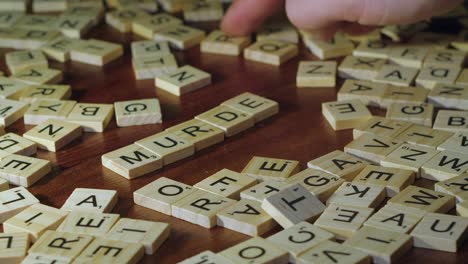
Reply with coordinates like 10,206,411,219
0,21,467,264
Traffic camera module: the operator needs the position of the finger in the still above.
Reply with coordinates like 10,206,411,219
221,0,285,36
341,23,376,36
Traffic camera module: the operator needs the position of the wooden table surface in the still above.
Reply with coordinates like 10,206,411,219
1,21,467,264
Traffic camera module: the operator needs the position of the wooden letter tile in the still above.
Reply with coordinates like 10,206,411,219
353,40,392,59
286,168,345,202
13,68,63,85
395,125,454,149
386,103,434,127
19,85,71,103
389,46,429,68
195,105,254,137
0,154,51,187
0,99,28,126
297,240,371,264
257,21,299,44
66,103,114,132
183,0,223,22
61,188,118,213
437,131,468,154
194,168,257,199
165,119,224,151
0,232,30,263
303,33,354,60
239,180,289,202
221,92,279,123
374,65,419,87
353,165,415,197
154,24,205,50
132,54,178,80
388,185,455,214
244,40,298,66
114,98,162,127
435,173,468,202
179,250,234,264
322,99,372,130
353,116,413,139
327,182,385,208
0,178,7,192
296,61,336,88
0,187,39,223
57,211,120,236
428,84,468,110
421,150,468,181
378,85,429,109
24,100,77,125
70,39,123,66
338,55,386,81
0,133,37,157
0,77,31,100
155,65,211,96
337,79,386,107
457,200,468,216
131,13,182,39
23,119,82,152
131,40,171,59
433,110,468,132
242,156,299,182
307,150,369,180
219,237,289,264
415,66,461,90
364,204,424,234
344,134,402,164
424,49,466,68
40,36,77,62
73,238,144,264
5,50,48,75
201,30,251,56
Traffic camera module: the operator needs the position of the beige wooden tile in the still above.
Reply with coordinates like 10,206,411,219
353,165,415,197
221,92,279,123
0,77,31,100
13,68,63,85
61,188,117,213
105,8,148,33
0,0,28,11
286,168,344,202
388,186,455,214
201,30,251,56
171,189,235,228
337,79,386,107
261,183,325,228
106,218,170,255
364,204,425,234
421,150,468,181
242,156,299,182
219,237,289,264
114,98,162,127
0,133,37,157
435,173,468,202
74,237,144,264
345,29,381,43
19,85,71,103
303,32,354,60
216,199,277,236
195,105,254,137
428,83,468,110
14,14,57,31
0,99,28,127
41,36,79,63
374,65,419,87
411,213,468,252
322,99,372,131
132,54,178,80
353,40,392,59
194,168,257,199
23,119,82,152
297,240,371,264
131,13,182,39
0,232,29,263
267,221,334,262
66,103,114,132
32,1,66,13
24,100,77,125
338,55,386,81
0,178,7,191
111,0,158,12
20,254,70,264
155,65,211,96
102,144,162,179
380,23,428,42
183,0,223,22
244,40,298,66
433,110,468,132
327,182,385,208
457,200,468,216
424,49,466,68
165,119,224,151
415,66,461,90
257,21,299,44
307,150,369,180
239,180,289,202
63,5,104,26
344,226,412,264
296,61,336,88
394,124,454,149
0,187,39,223
0,11,23,28
179,250,234,264
57,211,119,236
456,68,468,86
353,116,413,139
154,24,205,50
15,29,61,50
0,154,51,187
408,32,456,49
131,40,171,59
386,103,434,127
344,134,402,164
54,15,94,38
3,203,68,242
133,177,194,215
5,50,48,75
437,131,468,155
70,39,123,66
389,46,429,68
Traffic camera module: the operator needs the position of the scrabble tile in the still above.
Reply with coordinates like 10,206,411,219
194,169,257,199
337,80,387,107
106,218,170,255
345,29,381,43
13,68,63,85
433,110,468,132
131,13,182,39
112,0,158,12
239,180,289,202
19,85,71,103
195,105,254,137
344,134,402,164
23,120,82,152
261,183,325,228
388,46,429,68
5,50,48,75
380,85,429,109
183,0,223,22
424,49,466,68
257,21,299,44
61,188,118,213
221,92,279,123
296,61,336,88
327,182,385,208
415,66,461,89
244,40,298,66
0,187,39,223
132,54,178,80
303,32,354,60
381,23,428,42
135,131,195,166
0,11,23,28
24,100,77,125
353,165,415,197
32,0,67,13
41,36,79,62
70,39,123,66
165,119,224,151
286,168,344,202
57,211,119,236
456,68,468,86
0,154,51,187
20,255,70,264
172,189,235,228
219,237,289,264
267,222,335,262
201,30,251,56
0,133,37,157
395,124,454,149
62,5,104,26
216,199,277,236
0,232,29,263
408,32,456,49
133,177,194,215
154,24,205,50
0,77,31,100
102,144,162,179
421,151,468,181
344,226,412,264
353,116,413,139
28,230,93,262
297,240,371,264
364,204,425,234
105,8,148,33
315,204,374,240
386,103,434,127
437,131,468,154
242,156,299,182
322,99,372,131
435,173,468,202
411,213,468,252
14,15,57,30
380,143,440,177
374,65,419,87
0,178,7,191
353,40,392,59
155,65,211,96
0,99,28,126
307,150,369,180
388,186,455,214
66,103,114,132
54,15,93,39
74,238,144,264
427,84,468,110
131,40,171,59
114,99,161,127
3,203,68,242
457,200,468,216
338,55,386,80
179,251,234,264
16,29,61,50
